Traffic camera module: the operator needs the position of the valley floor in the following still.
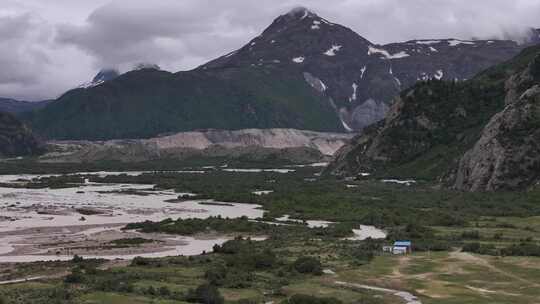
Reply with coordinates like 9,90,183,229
2,244,540,303
0,159,539,304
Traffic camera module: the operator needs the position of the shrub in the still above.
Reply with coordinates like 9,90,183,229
64,268,84,284
282,294,343,304
186,283,224,304
158,286,171,297
205,265,228,286
461,230,481,240
236,300,258,304
72,255,84,263
146,286,156,296
131,256,151,266
213,238,248,254
253,249,277,269
293,257,323,275
412,240,451,252
462,242,496,255
501,242,540,257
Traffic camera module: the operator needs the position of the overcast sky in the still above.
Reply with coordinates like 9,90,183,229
1,0,539,101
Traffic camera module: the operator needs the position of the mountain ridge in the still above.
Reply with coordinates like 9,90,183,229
0,98,51,114
23,8,540,140
326,44,540,191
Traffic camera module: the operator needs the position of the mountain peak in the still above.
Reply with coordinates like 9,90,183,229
92,68,120,83
286,6,316,19
134,63,161,71
78,68,119,89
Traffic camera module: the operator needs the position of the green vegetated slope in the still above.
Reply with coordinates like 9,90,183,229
26,67,341,140
327,44,540,189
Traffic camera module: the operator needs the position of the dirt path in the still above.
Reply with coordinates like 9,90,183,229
0,259,128,286
335,280,422,304
0,271,69,285
391,255,411,277
450,250,540,287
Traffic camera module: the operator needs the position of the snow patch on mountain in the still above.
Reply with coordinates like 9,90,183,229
418,72,429,81
340,118,354,132
368,46,410,59
324,45,342,56
224,51,237,58
416,40,441,45
387,51,410,59
303,72,327,93
360,66,367,79
390,67,401,86
448,39,475,46
79,80,105,89
78,68,119,89
349,83,358,102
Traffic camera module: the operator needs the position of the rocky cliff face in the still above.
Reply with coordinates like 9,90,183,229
453,55,540,191
326,77,507,179
327,45,540,191
0,112,43,157
43,128,352,163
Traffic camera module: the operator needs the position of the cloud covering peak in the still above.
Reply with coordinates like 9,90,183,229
0,0,539,100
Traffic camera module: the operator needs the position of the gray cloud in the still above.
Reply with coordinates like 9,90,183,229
55,0,284,71
1,0,539,100
0,14,49,85
0,4,95,101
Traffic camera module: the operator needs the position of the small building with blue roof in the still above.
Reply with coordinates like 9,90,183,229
392,240,412,254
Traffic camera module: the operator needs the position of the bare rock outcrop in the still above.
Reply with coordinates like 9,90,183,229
43,128,353,163
454,59,540,191
327,47,540,191
0,112,43,157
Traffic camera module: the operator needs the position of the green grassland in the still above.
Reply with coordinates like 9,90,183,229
2,233,540,304
1,164,540,303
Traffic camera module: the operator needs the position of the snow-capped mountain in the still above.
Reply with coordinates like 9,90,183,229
78,64,161,90
26,7,539,140
78,68,120,89
202,7,532,131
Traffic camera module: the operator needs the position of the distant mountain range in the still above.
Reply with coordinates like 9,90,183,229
0,98,51,114
8,7,540,140
0,64,159,113
327,44,540,191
